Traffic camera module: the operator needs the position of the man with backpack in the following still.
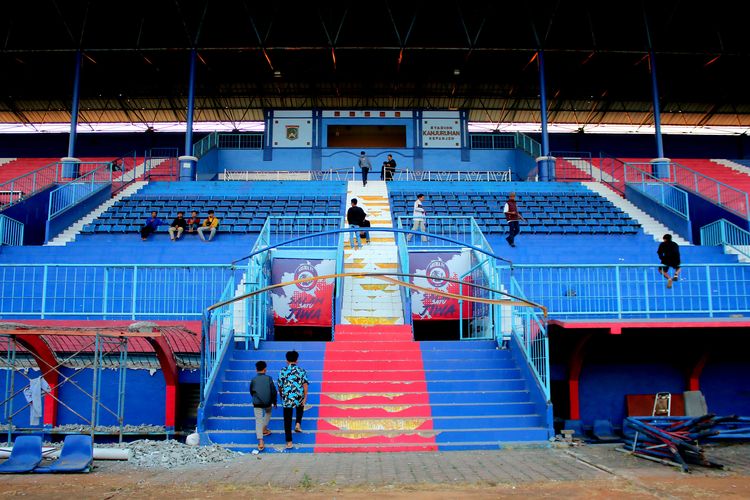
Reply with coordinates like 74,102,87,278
250,360,277,451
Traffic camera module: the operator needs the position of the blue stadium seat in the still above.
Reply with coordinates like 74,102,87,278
0,436,43,474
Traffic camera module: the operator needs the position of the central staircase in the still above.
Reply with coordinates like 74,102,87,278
202,325,551,451
200,180,552,452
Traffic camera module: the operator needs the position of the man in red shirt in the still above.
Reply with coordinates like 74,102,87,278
503,192,526,247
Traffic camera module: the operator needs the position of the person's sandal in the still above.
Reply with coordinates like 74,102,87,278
263,430,271,436
258,441,265,451
295,424,302,433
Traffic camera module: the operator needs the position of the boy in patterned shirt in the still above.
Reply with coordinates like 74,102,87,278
277,350,309,449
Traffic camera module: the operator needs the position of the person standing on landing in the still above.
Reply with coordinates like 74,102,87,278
657,234,681,289
277,350,308,449
503,192,525,247
250,360,277,451
358,151,372,187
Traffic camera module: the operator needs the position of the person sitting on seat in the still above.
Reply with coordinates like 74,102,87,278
186,211,201,234
140,211,164,241
168,212,187,241
198,210,220,242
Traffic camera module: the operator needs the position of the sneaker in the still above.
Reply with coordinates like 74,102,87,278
673,276,679,282
666,278,673,289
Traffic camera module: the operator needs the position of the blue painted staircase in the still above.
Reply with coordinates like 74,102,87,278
200,338,552,452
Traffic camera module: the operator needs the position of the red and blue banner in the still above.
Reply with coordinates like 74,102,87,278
271,258,335,327
409,250,473,321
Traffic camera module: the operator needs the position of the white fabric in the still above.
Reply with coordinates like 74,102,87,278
23,377,51,426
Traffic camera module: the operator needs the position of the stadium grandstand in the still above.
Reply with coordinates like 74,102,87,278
2,0,750,461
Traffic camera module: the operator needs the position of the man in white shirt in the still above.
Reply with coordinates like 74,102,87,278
406,194,428,242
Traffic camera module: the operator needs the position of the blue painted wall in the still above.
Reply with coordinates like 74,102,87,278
701,362,750,416
625,185,693,243
0,367,200,427
196,148,219,180
1,186,55,245
685,190,750,243
55,367,166,426
45,185,112,243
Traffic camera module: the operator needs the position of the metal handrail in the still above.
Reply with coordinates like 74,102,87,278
700,219,750,261
0,214,24,246
626,160,749,219
503,262,750,319
48,162,113,220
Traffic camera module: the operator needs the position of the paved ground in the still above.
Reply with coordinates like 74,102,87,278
2,443,750,498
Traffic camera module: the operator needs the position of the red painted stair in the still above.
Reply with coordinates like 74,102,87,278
314,324,438,452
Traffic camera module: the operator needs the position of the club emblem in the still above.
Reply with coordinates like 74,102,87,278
286,125,299,141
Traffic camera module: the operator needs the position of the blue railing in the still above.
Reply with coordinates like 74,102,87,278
48,163,113,220
506,263,750,319
701,219,750,261
469,132,541,158
0,214,24,246
510,277,550,401
201,276,236,400
626,160,749,219
193,132,264,159
0,160,61,210
622,163,690,219
268,216,344,248
458,258,495,341
0,264,234,319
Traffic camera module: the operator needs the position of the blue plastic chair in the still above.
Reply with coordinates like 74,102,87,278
34,435,93,474
0,436,43,474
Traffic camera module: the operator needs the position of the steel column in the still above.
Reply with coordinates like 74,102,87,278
67,50,83,159
185,49,197,156
538,50,550,158
649,50,665,159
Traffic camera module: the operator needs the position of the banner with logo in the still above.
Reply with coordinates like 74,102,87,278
410,250,473,321
271,259,335,326
271,117,313,148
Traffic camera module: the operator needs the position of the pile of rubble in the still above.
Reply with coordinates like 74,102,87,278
103,439,240,468
51,424,166,434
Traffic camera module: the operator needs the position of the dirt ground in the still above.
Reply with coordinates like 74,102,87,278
2,444,750,499
2,474,750,499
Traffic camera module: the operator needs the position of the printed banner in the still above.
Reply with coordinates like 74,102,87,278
271,259,335,326
421,118,462,148
410,250,473,321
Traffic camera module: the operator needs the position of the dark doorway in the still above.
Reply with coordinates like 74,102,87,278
274,326,332,342
414,320,464,341
328,125,407,148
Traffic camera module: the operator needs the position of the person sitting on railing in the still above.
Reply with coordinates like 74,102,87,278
186,211,201,234
346,198,367,250
406,193,428,243
198,210,220,242
168,212,187,241
657,234,681,289
140,211,164,241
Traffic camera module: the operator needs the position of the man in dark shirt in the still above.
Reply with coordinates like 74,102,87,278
250,360,277,451
168,211,187,241
382,154,396,181
346,198,367,250
657,233,681,288
140,211,164,241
